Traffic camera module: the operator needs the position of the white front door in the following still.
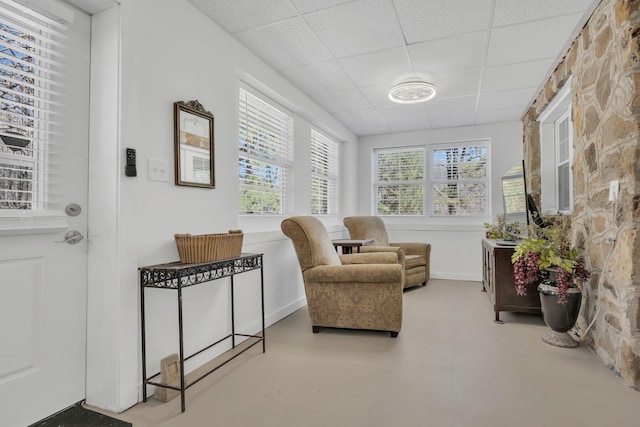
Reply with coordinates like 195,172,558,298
0,2,91,426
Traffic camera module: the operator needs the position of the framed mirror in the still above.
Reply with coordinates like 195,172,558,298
174,100,215,188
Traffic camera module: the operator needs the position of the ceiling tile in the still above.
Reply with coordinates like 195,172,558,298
376,104,432,132
475,107,525,124
280,67,329,95
408,32,488,75
486,13,583,66
493,0,595,27
431,69,482,100
478,87,537,111
481,58,554,93
349,122,392,136
394,0,493,44
339,47,413,88
304,0,405,58
333,109,380,127
360,85,395,107
236,17,333,70
290,0,354,14
425,95,478,129
189,0,298,33
309,89,371,113
280,60,355,95
305,61,356,91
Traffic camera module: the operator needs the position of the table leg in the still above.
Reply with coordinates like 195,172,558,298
231,275,235,348
177,281,186,412
260,263,266,353
140,275,147,402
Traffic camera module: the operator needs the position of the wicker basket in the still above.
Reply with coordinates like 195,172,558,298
174,230,243,263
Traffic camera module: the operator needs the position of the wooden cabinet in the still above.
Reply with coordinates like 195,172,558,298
482,238,541,322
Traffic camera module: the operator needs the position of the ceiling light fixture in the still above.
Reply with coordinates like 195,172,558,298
388,78,437,104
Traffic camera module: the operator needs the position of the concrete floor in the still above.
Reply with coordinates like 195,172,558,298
94,279,640,427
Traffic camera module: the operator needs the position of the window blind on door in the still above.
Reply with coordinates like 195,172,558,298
238,86,293,215
0,0,66,210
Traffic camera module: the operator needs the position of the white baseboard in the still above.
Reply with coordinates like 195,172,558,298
431,272,481,282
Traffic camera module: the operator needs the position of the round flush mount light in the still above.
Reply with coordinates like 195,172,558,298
387,78,437,104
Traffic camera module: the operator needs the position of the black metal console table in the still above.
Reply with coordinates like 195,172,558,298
139,253,265,412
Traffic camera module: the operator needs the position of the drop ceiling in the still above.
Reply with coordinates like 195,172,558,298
188,0,599,136
65,0,599,136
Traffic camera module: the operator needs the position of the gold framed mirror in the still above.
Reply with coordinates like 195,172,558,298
174,100,215,188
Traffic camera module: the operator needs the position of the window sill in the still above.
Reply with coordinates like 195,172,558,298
0,211,68,236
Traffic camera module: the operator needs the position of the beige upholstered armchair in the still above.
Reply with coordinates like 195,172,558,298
343,216,431,289
281,216,403,337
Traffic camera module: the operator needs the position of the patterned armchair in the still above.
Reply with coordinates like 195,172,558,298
343,216,431,289
281,216,403,337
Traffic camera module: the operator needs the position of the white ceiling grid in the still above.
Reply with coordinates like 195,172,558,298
70,0,597,136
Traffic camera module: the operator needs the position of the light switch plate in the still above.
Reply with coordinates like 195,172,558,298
148,158,169,182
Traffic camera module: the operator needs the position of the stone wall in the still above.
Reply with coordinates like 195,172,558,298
522,0,640,389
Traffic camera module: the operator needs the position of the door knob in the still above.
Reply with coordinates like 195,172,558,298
55,230,84,245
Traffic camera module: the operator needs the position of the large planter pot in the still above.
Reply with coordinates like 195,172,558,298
537,269,582,348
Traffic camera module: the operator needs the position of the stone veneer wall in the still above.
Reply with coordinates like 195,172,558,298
523,0,640,389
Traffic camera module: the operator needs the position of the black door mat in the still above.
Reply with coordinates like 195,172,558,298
29,403,132,427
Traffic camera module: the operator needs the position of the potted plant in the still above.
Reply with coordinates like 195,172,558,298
511,223,590,347
484,214,522,240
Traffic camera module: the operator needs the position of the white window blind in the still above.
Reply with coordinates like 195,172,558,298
373,147,425,215
310,129,339,215
238,86,293,214
431,142,489,216
0,1,64,210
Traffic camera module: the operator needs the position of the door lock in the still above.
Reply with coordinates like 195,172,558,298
55,230,84,245
65,203,81,217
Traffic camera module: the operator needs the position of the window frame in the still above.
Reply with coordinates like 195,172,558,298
554,109,573,213
310,128,339,216
538,77,573,215
238,85,294,216
429,140,490,217
372,146,426,216
372,140,492,218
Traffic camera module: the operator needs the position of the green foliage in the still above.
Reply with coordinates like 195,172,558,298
484,215,522,240
511,224,582,274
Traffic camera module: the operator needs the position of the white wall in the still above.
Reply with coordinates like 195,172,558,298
86,0,357,413
356,122,523,281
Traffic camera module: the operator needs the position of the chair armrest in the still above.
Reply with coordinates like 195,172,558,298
359,245,405,257
304,264,402,283
390,242,431,257
339,252,398,265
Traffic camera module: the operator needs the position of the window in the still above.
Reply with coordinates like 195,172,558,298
538,77,573,214
0,9,60,210
431,142,489,216
238,86,293,214
310,129,339,215
373,147,425,215
555,110,572,212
